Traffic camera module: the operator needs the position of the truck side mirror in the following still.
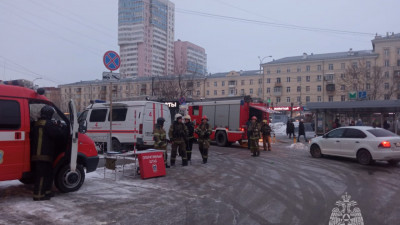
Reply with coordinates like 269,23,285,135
79,120,88,134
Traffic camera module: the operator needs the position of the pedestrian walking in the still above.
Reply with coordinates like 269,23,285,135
153,117,169,168
261,119,272,151
248,116,260,157
168,114,188,166
31,105,66,201
298,119,308,142
195,116,212,164
288,119,295,139
184,115,195,163
355,119,363,126
383,120,390,130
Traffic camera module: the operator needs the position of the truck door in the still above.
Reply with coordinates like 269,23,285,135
0,98,27,181
143,103,156,145
68,100,78,172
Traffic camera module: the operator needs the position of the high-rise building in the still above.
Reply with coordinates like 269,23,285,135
118,0,175,78
174,40,207,75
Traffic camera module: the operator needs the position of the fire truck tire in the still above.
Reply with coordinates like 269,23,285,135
55,164,85,193
216,131,228,147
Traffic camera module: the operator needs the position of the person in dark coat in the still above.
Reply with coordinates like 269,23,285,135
383,120,390,130
288,119,295,138
31,105,66,201
184,115,195,163
298,119,308,142
286,120,290,137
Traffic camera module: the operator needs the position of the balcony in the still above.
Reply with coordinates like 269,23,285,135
326,84,335,92
273,91,282,96
228,80,237,87
274,82,282,87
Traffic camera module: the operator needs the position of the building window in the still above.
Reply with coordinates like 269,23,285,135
329,64,334,70
250,89,253,94
196,90,200,96
214,82,217,87
287,97,290,102
384,94,390,100
341,63,345,69
352,62,358,68
297,66,301,72
287,68,291,73
196,82,200,87
398,48,400,55
286,87,291,93
366,83,370,90
266,88,270,93
258,79,262,84
341,73,345,79
287,77,291,82
317,65,322,71
222,90,225,95
306,76,310,82
306,86,310,92
297,86,301,92
214,90,217,95
267,70,271,74
276,78,281,83
384,49,389,56
240,89,244,95
241,80,245,85
297,76,301,82
222,81,225,86
297,96,301,102
317,75,322,81
250,79,254,85
266,78,271,83
341,85,346,91
277,69,281,74
306,65,310,71
384,83,389,90
317,96,322,102
341,95,345,101
306,96,310,102
317,85,321,92
206,90,210,95
385,71,390,78
397,60,400,66
366,61,371,69
274,87,281,93
385,60,390,67
329,96,333,102
276,97,281,103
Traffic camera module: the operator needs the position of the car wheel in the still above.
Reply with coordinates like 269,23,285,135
387,159,400,166
112,138,121,152
310,144,322,158
357,149,373,165
216,131,228,147
55,164,85,193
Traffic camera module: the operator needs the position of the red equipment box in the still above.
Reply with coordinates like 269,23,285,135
138,151,166,179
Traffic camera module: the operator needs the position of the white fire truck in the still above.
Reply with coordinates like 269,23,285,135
187,96,272,146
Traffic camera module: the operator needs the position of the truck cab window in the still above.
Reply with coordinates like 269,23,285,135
108,108,128,121
0,100,21,130
29,103,66,125
89,109,108,122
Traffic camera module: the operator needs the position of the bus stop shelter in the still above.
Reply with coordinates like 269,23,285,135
306,100,400,135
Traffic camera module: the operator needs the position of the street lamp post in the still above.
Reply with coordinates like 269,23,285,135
258,56,272,101
32,77,42,88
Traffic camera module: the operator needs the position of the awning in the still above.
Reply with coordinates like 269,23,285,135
250,105,280,114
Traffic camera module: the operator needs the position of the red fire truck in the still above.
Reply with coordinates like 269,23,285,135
187,96,271,146
0,84,99,193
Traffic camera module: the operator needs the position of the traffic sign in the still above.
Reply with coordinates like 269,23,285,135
358,91,367,99
349,91,357,100
179,96,186,105
103,51,120,71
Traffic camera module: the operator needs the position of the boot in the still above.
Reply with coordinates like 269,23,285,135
203,158,207,164
165,163,170,168
170,161,175,167
182,160,188,166
252,152,256,157
256,150,260,157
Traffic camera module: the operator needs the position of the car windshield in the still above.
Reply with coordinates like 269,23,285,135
367,129,397,137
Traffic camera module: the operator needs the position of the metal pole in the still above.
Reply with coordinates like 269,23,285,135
109,77,113,152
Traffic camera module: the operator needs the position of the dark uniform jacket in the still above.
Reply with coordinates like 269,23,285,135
248,122,260,139
185,122,195,139
31,119,65,162
168,121,188,143
261,123,272,136
195,123,212,141
153,125,167,149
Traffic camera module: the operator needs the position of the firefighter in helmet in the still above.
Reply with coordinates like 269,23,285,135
248,116,261,157
261,119,272,151
168,114,188,166
153,117,170,168
31,105,66,201
195,115,212,164
184,115,195,163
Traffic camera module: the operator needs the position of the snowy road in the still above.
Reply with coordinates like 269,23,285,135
1,140,400,225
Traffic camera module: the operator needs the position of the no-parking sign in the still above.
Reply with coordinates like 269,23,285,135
103,51,120,71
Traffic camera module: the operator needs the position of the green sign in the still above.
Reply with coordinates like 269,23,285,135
349,91,357,100
267,99,271,103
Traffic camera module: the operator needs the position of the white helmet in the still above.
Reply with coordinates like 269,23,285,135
184,115,191,121
174,113,182,120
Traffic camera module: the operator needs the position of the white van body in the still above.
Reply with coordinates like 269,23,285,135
80,101,171,150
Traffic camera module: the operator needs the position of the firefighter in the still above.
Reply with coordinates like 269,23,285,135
31,105,66,201
248,116,261,157
184,115,195,163
153,117,170,168
168,114,188,166
195,116,212,164
261,119,272,151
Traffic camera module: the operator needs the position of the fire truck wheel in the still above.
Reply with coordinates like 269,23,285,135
55,164,85,193
216,131,228,147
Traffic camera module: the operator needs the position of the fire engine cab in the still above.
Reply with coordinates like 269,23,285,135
0,84,99,193
188,96,272,146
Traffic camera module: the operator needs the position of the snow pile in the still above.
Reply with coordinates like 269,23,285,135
271,122,287,135
289,143,308,150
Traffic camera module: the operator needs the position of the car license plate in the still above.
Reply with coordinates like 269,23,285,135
395,142,400,147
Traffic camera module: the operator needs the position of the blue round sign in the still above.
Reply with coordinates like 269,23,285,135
103,51,120,71
179,96,186,105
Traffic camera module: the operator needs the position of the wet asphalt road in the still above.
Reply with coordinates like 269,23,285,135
1,138,400,225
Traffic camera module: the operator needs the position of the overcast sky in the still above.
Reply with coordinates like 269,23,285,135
0,0,399,87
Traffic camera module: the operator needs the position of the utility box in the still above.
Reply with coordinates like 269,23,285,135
138,151,166,179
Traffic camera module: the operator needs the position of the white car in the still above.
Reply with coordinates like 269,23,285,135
309,126,400,165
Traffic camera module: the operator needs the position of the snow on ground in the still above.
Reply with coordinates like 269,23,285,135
270,122,286,135
288,142,308,150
